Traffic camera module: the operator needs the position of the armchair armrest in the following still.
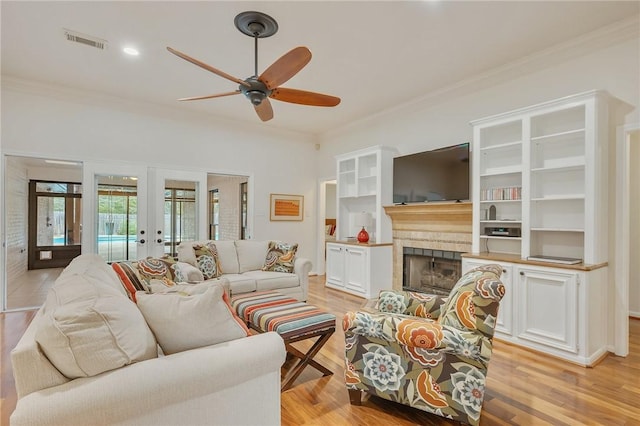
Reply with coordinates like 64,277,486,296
343,311,492,365
294,257,312,301
376,290,447,319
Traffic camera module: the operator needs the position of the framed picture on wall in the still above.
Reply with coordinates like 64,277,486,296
270,194,304,221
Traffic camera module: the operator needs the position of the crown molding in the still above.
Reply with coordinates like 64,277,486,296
322,15,640,140
1,76,315,143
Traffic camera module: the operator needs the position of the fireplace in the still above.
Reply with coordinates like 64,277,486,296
403,248,462,295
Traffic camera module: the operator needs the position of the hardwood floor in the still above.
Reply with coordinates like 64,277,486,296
2,275,639,425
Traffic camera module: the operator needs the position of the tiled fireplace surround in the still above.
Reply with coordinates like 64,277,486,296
383,202,473,293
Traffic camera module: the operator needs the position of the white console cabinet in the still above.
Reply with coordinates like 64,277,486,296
462,255,607,366
325,242,392,299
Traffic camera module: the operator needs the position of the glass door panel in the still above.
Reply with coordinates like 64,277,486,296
163,184,197,257
29,180,82,269
97,178,139,262
151,169,207,258
83,162,149,263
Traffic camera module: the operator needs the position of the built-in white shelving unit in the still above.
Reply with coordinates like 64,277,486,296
335,146,396,243
327,146,396,298
466,90,617,366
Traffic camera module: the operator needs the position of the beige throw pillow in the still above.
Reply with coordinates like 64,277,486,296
35,295,158,379
136,285,249,355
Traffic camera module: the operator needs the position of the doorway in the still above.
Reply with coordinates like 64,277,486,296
614,124,640,356
207,174,249,240
3,155,83,311
316,178,336,276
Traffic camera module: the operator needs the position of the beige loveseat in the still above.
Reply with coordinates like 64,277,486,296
177,240,312,301
10,254,286,426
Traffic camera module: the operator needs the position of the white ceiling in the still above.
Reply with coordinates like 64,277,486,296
2,1,638,136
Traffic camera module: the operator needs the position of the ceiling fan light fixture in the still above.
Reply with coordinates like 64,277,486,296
247,90,266,105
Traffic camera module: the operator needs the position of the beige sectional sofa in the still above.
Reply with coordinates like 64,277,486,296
10,254,286,426
177,240,312,301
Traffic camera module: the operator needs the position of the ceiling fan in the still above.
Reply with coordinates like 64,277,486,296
167,11,341,122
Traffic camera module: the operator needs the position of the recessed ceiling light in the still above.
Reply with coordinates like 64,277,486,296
123,47,139,56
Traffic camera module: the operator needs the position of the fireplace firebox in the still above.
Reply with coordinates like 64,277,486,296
402,247,462,296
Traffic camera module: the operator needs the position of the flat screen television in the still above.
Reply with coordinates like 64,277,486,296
393,143,470,204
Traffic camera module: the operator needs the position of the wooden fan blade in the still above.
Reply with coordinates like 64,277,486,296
254,98,274,122
270,88,341,107
177,91,241,101
167,46,250,88
258,47,312,90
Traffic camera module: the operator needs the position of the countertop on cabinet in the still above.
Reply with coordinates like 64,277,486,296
462,252,608,272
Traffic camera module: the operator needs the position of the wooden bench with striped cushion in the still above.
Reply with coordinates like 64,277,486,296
231,291,336,391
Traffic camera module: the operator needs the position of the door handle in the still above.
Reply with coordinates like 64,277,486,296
157,239,163,244
138,239,146,244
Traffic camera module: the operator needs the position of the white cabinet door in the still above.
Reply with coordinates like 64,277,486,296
516,266,578,354
344,246,367,294
463,259,513,337
325,243,345,287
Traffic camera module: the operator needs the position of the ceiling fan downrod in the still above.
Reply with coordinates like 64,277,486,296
234,11,278,78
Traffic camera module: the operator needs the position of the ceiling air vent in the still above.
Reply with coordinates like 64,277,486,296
63,29,107,50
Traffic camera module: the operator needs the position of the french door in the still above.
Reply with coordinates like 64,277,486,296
83,163,206,262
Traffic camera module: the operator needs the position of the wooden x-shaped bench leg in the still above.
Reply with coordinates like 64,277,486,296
281,328,335,391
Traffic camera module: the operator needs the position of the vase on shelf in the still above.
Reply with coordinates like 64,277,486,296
357,226,369,243
355,212,372,243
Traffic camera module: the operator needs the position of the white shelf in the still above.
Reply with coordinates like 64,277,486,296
531,162,585,173
531,195,584,201
471,90,609,263
480,235,522,241
530,228,584,233
480,199,522,203
530,128,585,142
480,168,522,177
480,140,522,151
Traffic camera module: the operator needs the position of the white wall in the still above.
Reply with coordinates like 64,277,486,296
4,158,28,285
1,82,319,266
630,131,640,317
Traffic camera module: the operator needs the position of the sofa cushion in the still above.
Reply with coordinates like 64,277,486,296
111,257,180,301
235,240,269,273
244,270,300,291
172,261,204,283
136,284,249,355
58,253,127,296
222,274,258,295
178,240,240,274
112,261,151,301
193,243,222,279
262,241,298,273
214,241,240,274
35,293,157,379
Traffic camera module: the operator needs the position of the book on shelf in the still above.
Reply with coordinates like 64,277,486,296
527,255,582,265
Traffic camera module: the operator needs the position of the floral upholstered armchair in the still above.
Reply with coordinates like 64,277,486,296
343,264,505,425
